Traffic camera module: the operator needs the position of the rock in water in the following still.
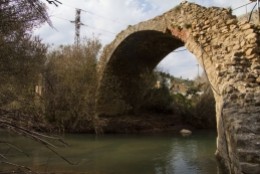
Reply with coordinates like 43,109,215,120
180,129,192,136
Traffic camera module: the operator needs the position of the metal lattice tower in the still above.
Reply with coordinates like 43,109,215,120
71,9,83,46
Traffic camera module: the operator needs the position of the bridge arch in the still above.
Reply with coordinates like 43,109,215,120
96,2,260,174
98,30,184,112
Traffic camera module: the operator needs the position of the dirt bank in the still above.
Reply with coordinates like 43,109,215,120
98,113,194,134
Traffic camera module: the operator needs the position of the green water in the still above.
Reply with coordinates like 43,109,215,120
0,131,224,174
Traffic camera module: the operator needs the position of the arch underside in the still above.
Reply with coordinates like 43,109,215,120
97,30,184,114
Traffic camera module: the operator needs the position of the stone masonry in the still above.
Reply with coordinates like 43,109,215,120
96,2,260,174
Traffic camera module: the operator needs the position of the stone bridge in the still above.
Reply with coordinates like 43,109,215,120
95,2,260,174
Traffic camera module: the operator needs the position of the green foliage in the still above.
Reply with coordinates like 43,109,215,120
191,75,216,128
182,74,216,128
172,93,193,117
0,0,51,35
141,83,173,114
192,89,216,128
139,71,216,129
0,31,47,111
44,38,102,131
0,0,50,113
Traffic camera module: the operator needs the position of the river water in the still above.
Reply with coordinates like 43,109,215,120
1,130,225,174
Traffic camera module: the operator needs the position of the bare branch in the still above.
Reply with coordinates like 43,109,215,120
1,120,59,149
0,161,38,174
0,153,7,160
46,146,79,166
0,119,77,166
46,0,62,7
0,141,29,157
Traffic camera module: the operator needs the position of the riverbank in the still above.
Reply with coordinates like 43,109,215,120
0,109,215,134
98,113,194,134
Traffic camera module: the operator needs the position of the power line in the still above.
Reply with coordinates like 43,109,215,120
81,24,116,35
46,0,62,7
49,1,257,47
51,16,71,22
83,29,115,39
233,1,255,11
51,16,116,35
60,2,128,26
52,1,255,27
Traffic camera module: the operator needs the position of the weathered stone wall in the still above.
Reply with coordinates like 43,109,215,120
96,2,260,174
238,10,259,25
169,3,260,173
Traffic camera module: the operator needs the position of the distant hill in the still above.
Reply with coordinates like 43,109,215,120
157,71,194,87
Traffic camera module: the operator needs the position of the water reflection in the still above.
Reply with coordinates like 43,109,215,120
153,133,223,174
0,131,224,174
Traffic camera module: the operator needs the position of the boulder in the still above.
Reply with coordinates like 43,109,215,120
180,129,192,136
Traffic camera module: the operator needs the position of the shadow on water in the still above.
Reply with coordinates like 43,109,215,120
0,130,225,174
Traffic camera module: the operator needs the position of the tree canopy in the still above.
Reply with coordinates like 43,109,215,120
0,0,52,35
0,0,49,110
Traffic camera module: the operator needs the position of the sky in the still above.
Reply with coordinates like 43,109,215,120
35,0,256,79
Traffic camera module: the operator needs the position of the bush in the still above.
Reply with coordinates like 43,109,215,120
141,85,173,114
44,38,101,131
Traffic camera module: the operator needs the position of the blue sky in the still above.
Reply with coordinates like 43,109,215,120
36,0,256,79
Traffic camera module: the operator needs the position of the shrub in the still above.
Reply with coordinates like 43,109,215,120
44,37,101,131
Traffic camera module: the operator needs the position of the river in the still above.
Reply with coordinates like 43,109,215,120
0,130,225,174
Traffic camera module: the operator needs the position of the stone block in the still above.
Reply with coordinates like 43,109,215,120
230,25,238,31
226,19,237,25
244,28,254,35
240,162,260,174
252,64,260,70
246,48,255,56
241,23,252,30
246,33,257,40
233,44,241,50
240,40,246,47
256,77,260,83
